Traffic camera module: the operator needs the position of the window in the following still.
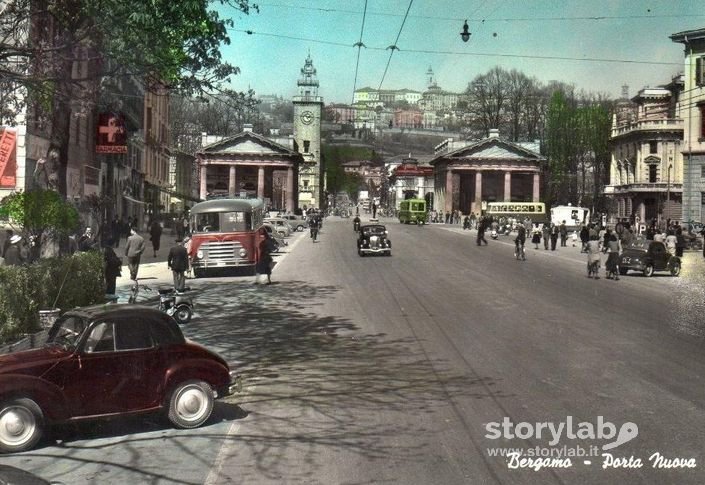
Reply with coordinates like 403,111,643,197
115,320,153,350
303,140,310,153
649,141,658,154
697,56,705,87
701,165,705,178
649,165,657,183
700,105,705,139
85,322,115,353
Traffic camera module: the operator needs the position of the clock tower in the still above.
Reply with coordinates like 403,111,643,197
293,53,324,210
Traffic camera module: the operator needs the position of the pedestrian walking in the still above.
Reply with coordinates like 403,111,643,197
531,223,542,249
125,228,146,280
550,223,559,251
559,221,568,247
675,227,686,257
149,220,163,257
603,233,621,280
254,233,274,284
476,216,488,246
542,223,551,250
78,227,96,252
665,229,677,256
167,238,189,291
586,235,602,279
103,244,122,295
580,224,589,253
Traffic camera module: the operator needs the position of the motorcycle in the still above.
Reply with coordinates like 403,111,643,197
158,287,194,324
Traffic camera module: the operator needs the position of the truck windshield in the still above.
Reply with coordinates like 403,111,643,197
192,211,250,233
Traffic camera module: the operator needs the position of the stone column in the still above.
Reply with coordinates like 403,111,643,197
228,165,236,196
199,164,207,200
445,168,453,213
257,166,265,199
474,171,483,212
504,171,512,202
532,173,540,202
286,166,295,213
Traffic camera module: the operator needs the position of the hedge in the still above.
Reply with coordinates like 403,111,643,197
0,251,104,344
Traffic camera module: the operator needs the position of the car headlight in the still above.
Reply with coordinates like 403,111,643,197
197,250,204,259
239,248,247,257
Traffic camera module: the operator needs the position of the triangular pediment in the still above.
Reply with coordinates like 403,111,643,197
200,131,296,156
449,139,541,161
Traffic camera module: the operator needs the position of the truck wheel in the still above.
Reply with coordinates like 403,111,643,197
167,380,214,429
0,398,44,453
643,264,654,277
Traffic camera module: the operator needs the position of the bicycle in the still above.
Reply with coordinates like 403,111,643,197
128,280,152,304
514,239,526,261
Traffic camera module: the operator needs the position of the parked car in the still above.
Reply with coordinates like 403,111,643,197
278,214,308,232
263,218,293,237
619,239,681,277
0,305,240,453
261,223,287,251
357,224,392,256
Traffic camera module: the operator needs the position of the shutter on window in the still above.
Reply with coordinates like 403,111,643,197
697,57,704,87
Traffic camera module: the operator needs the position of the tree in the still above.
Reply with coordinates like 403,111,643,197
0,0,257,196
0,190,79,261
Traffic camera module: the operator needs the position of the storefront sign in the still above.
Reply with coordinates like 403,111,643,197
486,202,546,215
96,112,127,153
0,127,17,188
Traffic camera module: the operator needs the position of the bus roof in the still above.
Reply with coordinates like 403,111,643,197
190,198,264,214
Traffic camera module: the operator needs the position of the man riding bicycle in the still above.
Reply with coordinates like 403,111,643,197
515,223,527,260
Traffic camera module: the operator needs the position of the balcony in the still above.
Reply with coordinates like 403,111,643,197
611,118,683,138
605,183,683,194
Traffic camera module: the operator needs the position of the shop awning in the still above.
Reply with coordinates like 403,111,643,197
123,194,146,205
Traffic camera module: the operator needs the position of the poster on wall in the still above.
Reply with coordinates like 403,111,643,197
96,112,127,153
0,127,17,188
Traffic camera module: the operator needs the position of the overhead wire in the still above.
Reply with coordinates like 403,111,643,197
351,0,369,105
377,0,413,92
230,29,681,66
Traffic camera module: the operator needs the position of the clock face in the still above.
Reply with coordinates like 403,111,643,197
300,110,314,125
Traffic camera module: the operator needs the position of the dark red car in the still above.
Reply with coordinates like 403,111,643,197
0,305,240,453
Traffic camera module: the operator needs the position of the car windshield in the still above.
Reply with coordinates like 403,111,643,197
627,238,650,250
191,211,251,233
363,226,386,235
46,315,89,351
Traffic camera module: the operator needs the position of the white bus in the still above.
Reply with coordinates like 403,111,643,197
550,205,590,230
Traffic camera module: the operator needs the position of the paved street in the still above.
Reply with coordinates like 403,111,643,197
3,217,705,484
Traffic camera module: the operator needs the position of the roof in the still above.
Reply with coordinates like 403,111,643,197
670,28,705,43
190,198,265,214
430,137,545,166
66,304,165,320
198,131,300,158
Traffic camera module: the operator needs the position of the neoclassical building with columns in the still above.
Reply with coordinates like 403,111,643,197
430,129,545,215
196,125,303,212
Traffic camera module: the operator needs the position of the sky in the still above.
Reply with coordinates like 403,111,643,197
217,0,705,104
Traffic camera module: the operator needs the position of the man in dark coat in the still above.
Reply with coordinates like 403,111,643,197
124,228,146,280
167,239,189,291
476,216,488,246
3,234,24,266
149,220,163,257
103,245,122,294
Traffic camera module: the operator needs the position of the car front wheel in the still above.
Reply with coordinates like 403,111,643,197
168,380,214,429
297,225,304,232
670,261,681,276
643,264,654,277
0,398,44,453
619,268,628,275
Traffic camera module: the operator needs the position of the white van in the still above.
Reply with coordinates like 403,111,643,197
551,205,590,230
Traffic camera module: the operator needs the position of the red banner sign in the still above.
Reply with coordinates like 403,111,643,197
96,112,127,153
0,127,17,188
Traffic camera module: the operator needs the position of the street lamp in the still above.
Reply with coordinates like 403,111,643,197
666,162,672,221
460,20,471,42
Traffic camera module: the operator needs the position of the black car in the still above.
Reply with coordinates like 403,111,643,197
619,239,681,277
357,224,391,256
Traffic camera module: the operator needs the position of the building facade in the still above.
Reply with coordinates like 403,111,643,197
196,125,302,213
671,28,705,223
292,54,324,209
389,157,434,209
605,81,684,226
430,129,544,215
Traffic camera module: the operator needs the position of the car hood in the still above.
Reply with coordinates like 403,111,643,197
0,346,69,376
622,248,647,257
